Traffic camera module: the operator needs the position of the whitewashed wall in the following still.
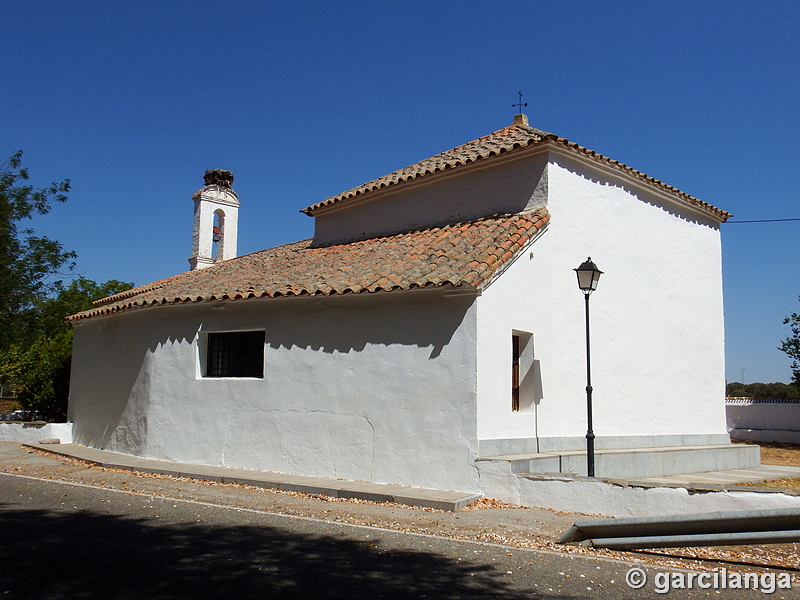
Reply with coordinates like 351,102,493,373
476,149,729,454
727,401,800,432
70,138,731,490
312,152,548,245
69,289,480,492
727,401,800,443
0,422,73,444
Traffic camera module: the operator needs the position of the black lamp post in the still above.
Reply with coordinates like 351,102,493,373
574,257,603,477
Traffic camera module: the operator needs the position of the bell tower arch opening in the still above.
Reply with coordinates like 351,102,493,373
189,169,239,270
212,209,225,261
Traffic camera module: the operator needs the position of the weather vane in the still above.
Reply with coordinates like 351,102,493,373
512,90,528,114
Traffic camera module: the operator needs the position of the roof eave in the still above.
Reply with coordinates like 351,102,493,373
68,280,486,323
302,126,730,222
302,140,552,218
544,139,731,223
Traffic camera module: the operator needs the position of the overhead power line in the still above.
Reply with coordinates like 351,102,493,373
724,218,800,224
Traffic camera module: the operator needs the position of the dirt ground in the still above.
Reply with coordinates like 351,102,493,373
1,441,798,576
739,441,800,467
734,440,800,489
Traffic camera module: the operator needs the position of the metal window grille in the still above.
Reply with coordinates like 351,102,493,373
206,331,265,378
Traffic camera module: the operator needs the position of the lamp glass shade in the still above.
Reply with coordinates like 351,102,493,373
574,258,603,292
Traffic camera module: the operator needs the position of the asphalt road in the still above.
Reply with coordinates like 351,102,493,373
1,471,794,600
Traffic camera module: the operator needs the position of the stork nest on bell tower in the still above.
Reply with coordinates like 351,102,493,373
203,169,234,188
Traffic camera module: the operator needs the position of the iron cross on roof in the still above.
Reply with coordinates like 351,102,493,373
512,90,528,114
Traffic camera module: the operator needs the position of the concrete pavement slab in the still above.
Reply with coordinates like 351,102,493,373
393,493,482,511
23,443,481,511
634,464,800,487
278,480,343,497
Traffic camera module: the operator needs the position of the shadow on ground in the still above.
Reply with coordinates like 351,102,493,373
0,506,577,599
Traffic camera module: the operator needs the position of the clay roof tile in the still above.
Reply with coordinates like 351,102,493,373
300,119,725,221
70,211,550,321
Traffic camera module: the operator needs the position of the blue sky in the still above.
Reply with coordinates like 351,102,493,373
2,1,798,384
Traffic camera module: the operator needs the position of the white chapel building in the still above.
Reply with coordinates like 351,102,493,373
67,114,757,494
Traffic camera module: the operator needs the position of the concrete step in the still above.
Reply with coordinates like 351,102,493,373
478,444,761,480
630,464,800,486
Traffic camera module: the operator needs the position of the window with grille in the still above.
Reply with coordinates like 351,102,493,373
205,331,265,378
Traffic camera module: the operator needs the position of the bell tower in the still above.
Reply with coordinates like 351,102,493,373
189,169,239,270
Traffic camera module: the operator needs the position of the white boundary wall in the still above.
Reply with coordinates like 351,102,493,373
727,398,800,443
0,422,73,444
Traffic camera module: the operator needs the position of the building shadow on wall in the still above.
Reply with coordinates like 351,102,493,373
0,506,564,600
70,291,475,449
264,291,475,359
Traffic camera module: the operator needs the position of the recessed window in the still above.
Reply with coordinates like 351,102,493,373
206,331,265,378
512,335,521,411
512,330,539,412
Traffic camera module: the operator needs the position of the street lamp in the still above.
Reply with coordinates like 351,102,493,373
574,257,603,477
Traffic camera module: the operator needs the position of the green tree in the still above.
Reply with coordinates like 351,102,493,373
32,277,133,337
0,277,132,420
0,151,133,420
779,297,800,386
2,331,73,420
0,150,75,350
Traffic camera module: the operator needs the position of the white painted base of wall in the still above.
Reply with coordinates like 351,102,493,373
0,422,73,444
476,460,800,518
729,428,800,445
483,444,760,480
479,433,732,456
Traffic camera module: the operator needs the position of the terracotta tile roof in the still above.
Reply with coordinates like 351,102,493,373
69,210,550,321
303,120,730,221
302,123,556,214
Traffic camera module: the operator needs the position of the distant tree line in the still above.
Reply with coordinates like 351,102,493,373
726,381,800,399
